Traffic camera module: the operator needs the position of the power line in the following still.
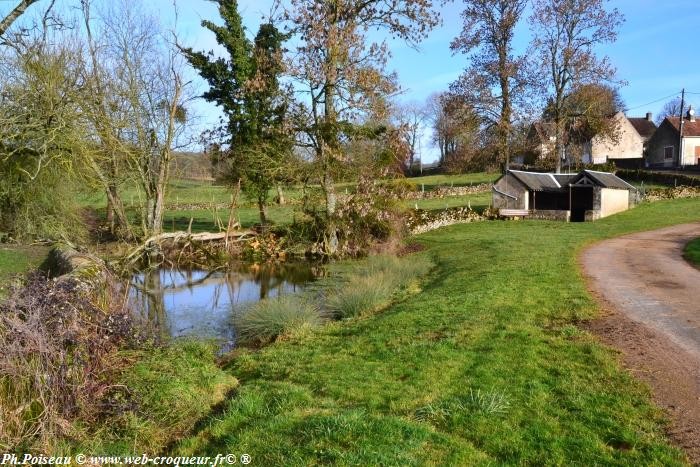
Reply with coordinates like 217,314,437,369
623,91,681,113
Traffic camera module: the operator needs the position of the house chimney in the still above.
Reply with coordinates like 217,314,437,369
688,106,696,123
646,112,652,121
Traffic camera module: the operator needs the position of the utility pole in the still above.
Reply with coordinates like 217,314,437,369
678,88,685,168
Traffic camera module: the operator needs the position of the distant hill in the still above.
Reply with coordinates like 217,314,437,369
171,151,213,181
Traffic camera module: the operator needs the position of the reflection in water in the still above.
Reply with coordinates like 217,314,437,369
129,263,319,346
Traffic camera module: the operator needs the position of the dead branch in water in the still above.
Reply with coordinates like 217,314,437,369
124,229,256,268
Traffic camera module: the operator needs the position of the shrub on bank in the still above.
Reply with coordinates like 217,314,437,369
0,274,134,452
235,295,324,345
0,273,237,455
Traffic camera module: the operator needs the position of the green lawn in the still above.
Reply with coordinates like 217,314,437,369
684,237,700,267
170,198,700,465
406,172,498,190
0,245,49,296
79,173,497,209
405,192,492,212
163,205,296,232
78,179,232,209
159,192,494,233
78,174,496,233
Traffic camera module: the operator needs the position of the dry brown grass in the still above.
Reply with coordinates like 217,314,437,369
0,273,136,452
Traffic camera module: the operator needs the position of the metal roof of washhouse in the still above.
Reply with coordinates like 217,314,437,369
572,170,638,190
502,170,636,192
507,170,571,192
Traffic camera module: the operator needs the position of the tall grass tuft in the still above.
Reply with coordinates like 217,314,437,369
235,295,324,345
359,254,434,286
467,388,511,415
325,273,394,319
326,254,434,319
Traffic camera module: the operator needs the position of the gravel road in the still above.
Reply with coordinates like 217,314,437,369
582,223,700,464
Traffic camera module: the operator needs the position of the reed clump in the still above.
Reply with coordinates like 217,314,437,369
235,295,325,345
326,254,434,319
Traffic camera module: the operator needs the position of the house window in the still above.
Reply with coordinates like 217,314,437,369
664,146,674,160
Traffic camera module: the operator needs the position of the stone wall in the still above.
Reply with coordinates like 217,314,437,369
585,210,602,222
403,183,492,200
617,169,700,187
529,210,570,221
492,175,528,209
44,244,113,298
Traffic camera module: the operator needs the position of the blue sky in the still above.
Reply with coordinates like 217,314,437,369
8,0,700,162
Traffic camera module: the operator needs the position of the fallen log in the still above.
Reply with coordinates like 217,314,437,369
124,229,256,266
146,230,254,244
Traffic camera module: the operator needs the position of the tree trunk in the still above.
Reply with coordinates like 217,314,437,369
0,0,40,36
106,192,114,231
150,149,171,237
106,186,130,236
148,74,180,238
499,60,512,170
554,116,563,174
144,196,155,236
553,80,566,174
105,182,123,233
257,196,268,225
320,39,340,256
88,158,131,238
152,185,165,236
321,172,338,256
276,185,285,205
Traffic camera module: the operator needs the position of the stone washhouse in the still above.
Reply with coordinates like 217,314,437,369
492,170,639,222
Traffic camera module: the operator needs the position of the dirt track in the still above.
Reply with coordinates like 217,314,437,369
581,223,700,464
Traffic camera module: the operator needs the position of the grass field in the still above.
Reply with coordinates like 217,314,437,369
161,192,495,233
78,174,498,233
79,173,499,209
684,237,700,267
0,245,49,297
167,198,700,465
78,171,684,234
405,173,497,189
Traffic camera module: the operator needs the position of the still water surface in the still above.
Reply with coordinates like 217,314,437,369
130,262,319,346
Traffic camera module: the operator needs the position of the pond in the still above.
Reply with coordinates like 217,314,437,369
129,262,320,348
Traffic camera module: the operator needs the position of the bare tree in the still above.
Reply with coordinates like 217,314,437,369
79,0,133,237
391,101,427,173
427,92,480,168
529,0,624,172
81,0,191,238
285,0,440,255
426,93,449,164
450,0,529,170
657,97,695,125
